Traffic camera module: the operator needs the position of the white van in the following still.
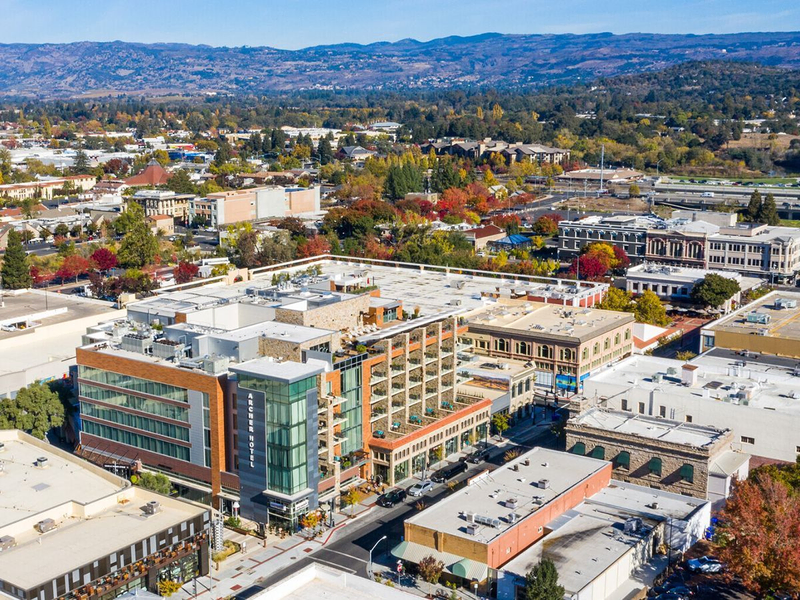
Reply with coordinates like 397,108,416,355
701,191,715,198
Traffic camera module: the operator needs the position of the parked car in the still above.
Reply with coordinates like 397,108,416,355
686,556,723,573
407,480,435,497
466,448,490,464
377,488,407,507
431,461,468,483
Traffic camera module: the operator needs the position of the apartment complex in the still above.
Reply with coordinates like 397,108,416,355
0,175,96,201
0,430,210,600
700,290,800,356
462,300,635,393
565,407,749,507
421,139,570,164
559,213,800,282
189,185,321,228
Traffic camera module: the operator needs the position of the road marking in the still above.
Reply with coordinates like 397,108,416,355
318,548,367,563
311,557,358,573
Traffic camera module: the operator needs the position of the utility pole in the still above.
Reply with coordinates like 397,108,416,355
599,143,605,195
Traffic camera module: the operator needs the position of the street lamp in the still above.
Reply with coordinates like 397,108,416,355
368,535,388,581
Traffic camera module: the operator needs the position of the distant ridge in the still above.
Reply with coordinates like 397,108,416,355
1,31,799,98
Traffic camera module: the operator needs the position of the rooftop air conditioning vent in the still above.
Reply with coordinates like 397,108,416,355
466,524,478,535
35,519,56,534
35,457,48,468
523,459,530,466
536,479,550,490
0,535,15,551
142,500,162,516
624,517,643,534
505,498,519,510
473,514,502,528
507,512,519,524
646,502,659,510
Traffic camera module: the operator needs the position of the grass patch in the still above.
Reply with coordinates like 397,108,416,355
211,540,240,563
781,220,800,228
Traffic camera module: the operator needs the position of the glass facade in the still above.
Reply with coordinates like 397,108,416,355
239,374,316,496
80,402,189,441
79,366,188,402
82,420,190,461
337,360,363,456
79,383,189,421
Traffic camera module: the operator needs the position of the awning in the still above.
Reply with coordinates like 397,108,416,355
392,541,488,582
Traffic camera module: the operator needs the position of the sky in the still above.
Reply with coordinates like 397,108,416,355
1,0,799,49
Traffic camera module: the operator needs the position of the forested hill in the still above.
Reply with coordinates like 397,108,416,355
1,31,800,98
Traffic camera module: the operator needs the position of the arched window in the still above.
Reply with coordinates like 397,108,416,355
538,345,552,359
614,333,621,345
593,342,600,355
495,338,509,352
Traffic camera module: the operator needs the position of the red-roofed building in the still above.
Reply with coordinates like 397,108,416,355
125,160,172,187
463,224,505,250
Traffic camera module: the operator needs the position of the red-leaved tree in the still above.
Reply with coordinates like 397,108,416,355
569,255,608,280
90,247,118,272
298,235,332,258
716,473,800,594
56,255,91,282
173,261,200,284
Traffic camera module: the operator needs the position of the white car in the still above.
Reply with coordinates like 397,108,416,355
407,480,434,497
687,556,723,573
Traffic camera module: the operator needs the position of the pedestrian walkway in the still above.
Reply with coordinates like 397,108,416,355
173,492,382,600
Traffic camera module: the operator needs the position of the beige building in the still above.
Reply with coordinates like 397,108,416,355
566,407,749,507
132,190,192,222
147,214,175,236
190,185,321,228
463,300,635,394
0,175,96,201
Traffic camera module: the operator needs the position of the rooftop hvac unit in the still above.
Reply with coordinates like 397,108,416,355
746,312,771,325
152,339,184,360
450,299,462,306
505,498,519,510
775,298,797,310
466,512,476,524
474,514,502,528
35,457,48,468
507,513,520,524
142,500,162,515
35,519,56,533
624,517,643,534
466,524,478,535
666,367,678,376
536,479,550,490
0,536,15,551
653,373,663,383
646,502,659,510
121,333,154,354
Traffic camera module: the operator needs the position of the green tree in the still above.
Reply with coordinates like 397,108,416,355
522,559,565,600
598,287,634,312
72,149,91,174
492,412,510,437
0,382,65,439
117,203,159,268
691,273,741,307
166,169,197,194
745,190,762,222
628,183,641,197
1,229,32,289
756,192,780,226
135,472,174,495
634,290,670,326
317,136,334,165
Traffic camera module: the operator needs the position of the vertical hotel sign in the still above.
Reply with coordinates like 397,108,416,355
247,393,255,468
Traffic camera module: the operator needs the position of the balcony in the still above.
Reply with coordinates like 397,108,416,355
370,409,387,422
370,371,388,385
371,390,388,403
425,354,438,365
391,363,405,375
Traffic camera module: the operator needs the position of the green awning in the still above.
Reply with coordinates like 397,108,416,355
392,541,488,582
680,463,694,482
451,558,488,582
571,442,586,456
615,451,630,469
649,456,662,475
590,446,605,460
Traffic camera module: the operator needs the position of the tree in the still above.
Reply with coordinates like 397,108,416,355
135,472,174,495
628,183,641,197
532,214,563,236
317,136,334,165
166,169,197,194
174,261,200,284
56,255,91,282
745,190,762,222
1,229,32,289
233,230,260,269
72,149,91,174
117,203,159,268
54,223,70,238
297,235,331,258
634,290,670,326
492,412,510,437
342,487,362,516
522,559,565,600
90,247,118,272
757,192,780,226
418,555,445,597
598,287,635,312
691,274,740,307
569,254,608,280
715,473,800,595
0,382,65,439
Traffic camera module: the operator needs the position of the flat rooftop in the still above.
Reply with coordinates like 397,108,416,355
626,264,743,283
231,356,326,383
256,563,418,600
0,290,116,339
406,447,608,544
467,300,634,343
569,407,729,449
0,430,207,591
583,351,800,416
705,291,800,338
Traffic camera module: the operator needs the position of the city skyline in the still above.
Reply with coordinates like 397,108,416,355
1,0,799,49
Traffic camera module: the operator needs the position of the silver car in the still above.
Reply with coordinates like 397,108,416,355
407,480,434,497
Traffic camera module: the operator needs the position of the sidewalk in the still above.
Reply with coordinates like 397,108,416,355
174,492,381,599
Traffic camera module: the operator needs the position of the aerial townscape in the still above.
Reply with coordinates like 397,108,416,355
4,3,800,600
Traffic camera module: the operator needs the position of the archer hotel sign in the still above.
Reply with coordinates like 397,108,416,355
247,393,256,469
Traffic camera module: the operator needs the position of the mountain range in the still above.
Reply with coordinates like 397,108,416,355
1,32,800,98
